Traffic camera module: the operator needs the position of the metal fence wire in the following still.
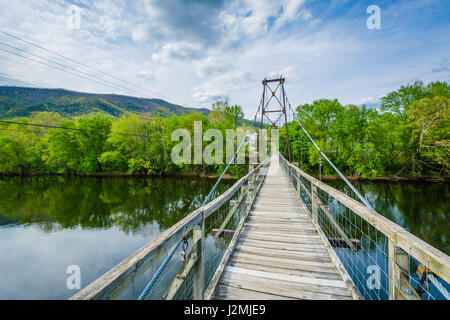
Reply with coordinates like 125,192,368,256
279,154,450,300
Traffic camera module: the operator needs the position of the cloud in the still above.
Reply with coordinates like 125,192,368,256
354,95,382,105
151,41,204,64
136,70,154,81
267,65,304,82
193,70,253,104
0,0,448,117
131,24,148,43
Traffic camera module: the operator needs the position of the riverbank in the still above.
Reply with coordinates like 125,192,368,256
0,170,237,180
1,170,447,182
316,174,449,182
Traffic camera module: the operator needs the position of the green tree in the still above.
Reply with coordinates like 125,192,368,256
404,96,449,175
0,136,29,174
225,105,244,129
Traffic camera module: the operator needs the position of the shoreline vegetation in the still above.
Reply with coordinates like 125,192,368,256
0,170,447,182
0,81,448,180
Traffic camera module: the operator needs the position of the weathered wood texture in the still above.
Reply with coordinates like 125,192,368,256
212,155,359,300
279,154,450,285
70,157,270,300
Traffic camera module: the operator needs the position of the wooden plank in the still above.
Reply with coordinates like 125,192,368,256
232,251,336,269
248,215,310,222
319,204,357,251
204,165,270,300
215,188,246,238
163,242,199,300
229,256,338,275
213,284,294,300
220,271,352,299
253,205,302,210
244,222,317,231
241,232,322,243
225,266,347,288
236,239,326,253
234,245,332,262
70,157,272,300
246,219,314,226
229,260,342,280
249,211,306,217
241,232,320,244
281,155,450,283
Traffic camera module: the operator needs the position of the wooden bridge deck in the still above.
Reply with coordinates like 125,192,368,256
212,155,359,300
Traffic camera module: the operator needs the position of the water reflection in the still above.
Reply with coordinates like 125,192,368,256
327,180,449,255
0,175,234,299
0,176,234,233
325,180,449,300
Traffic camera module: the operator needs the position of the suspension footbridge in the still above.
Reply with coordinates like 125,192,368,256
210,154,360,300
70,77,450,301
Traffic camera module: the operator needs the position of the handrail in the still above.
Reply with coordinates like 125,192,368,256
70,156,271,300
279,153,450,284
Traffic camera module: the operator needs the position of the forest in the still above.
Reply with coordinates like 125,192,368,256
0,81,448,179
280,80,449,178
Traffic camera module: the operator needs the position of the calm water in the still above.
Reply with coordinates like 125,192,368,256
0,176,448,299
0,175,235,300
325,180,449,300
327,180,449,255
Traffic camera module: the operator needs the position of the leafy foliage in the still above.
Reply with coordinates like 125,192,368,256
285,81,449,177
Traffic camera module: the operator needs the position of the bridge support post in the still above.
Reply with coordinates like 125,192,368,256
248,164,255,203
193,215,205,300
389,239,420,300
311,181,318,224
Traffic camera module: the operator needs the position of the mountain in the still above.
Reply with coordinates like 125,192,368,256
0,86,210,119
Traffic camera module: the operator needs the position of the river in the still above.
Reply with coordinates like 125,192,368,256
0,175,447,299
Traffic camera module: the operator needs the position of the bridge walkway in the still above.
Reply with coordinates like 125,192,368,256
212,155,359,300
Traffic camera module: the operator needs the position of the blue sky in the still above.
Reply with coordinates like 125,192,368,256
0,0,448,118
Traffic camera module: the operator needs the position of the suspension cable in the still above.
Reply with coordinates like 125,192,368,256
285,96,374,210
136,100,264,300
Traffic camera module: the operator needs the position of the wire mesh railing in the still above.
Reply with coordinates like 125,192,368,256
279,154,450,300
70,156,270,300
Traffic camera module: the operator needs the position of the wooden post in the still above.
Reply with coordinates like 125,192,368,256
311,181,318,224
248,164,255,203
395,247,408,300
388,237,396,300
193,216,205,300
388,241,420,300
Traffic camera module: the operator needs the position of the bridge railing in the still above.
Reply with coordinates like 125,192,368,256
279,153,450,300
70,156,270,300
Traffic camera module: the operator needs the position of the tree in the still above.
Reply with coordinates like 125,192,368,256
43,121,80,173
75,117,111,173
208,100,228,124
0,136,29,174
404,96,449,175
224,105,244,129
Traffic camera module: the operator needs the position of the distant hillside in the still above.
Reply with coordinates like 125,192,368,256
0,86,210,119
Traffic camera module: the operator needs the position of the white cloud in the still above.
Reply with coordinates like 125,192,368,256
151,42,204,64
192,70,253,104
0,0,448,118
132,24,148,43
267,65,304,82
354,96,382,105
137,70,154,81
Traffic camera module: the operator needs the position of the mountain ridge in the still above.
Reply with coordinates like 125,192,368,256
0,86,210,119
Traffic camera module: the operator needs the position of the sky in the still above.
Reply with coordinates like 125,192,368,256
0,0,449,118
